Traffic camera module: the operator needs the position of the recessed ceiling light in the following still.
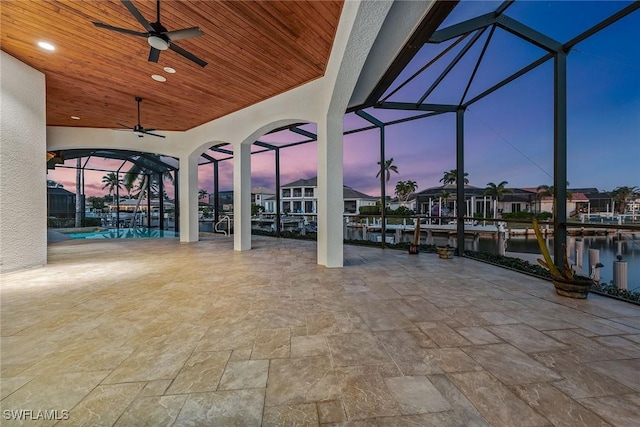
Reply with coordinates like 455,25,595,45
37,41,55,51
163,67,176,74
70,116,80,120
151,74,166,82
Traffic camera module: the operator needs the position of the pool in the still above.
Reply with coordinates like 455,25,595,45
67,228,179,239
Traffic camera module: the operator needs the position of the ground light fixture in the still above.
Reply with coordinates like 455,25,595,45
37,41,55,51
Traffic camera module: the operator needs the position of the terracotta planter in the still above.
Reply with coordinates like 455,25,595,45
552,277,593,299
436,246,454,259
408,244,419,254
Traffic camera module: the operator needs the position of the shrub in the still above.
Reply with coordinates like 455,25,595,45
591,282,640,302
501,211,553,221
359,206,380,215
536,212,553,220
388,206,415,216
502,211,534,220
48,217,74,228
252,229,317,241
251,203,264,216
82,217,102,227
48,217,103,228
464,250,552,278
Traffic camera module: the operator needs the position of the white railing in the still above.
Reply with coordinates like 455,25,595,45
214,215,231,236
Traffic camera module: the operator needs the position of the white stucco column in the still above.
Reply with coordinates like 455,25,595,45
178,154,199,242
233,142,251,251
313,0,396,267
317,115,344,267
0,52,47,273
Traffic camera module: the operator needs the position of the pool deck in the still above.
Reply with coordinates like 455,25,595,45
1,236,639,426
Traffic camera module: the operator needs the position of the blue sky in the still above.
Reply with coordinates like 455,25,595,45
52,1,639,198
211,0,639,198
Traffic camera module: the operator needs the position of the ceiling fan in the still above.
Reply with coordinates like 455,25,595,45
93,0,207,67
117,97,165,138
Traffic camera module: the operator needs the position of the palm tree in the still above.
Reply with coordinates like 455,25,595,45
535,184,573,200
536,184,572,215
124,158,175,228
440,169,469,185
484,181,512,201
101,172,123,209
484,181,511,219
376,158,399,182
395,180,418,206
124,181,135,199
198,189,208,200
611,186,639,214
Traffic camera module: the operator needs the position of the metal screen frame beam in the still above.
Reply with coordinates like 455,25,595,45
275,147,281,237
564,2,640,50
496,15,563,52
553,52,568,267
356,110,387,249
456,108,465,255
290,127,317,140
378,102,459,112
417,28,487,105
429,12,496,43
463,52,553,107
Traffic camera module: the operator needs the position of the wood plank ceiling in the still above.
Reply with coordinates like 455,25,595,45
1,0,343,131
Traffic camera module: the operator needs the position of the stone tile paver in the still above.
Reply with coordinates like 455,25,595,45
1,236,638,426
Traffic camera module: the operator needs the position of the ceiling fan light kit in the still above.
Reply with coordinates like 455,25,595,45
147,35,169,51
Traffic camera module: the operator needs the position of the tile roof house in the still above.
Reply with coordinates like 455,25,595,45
281,177,377,214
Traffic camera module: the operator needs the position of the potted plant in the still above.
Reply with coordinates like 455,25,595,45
436,244,454,259
532,218,593,298
408,216,420,254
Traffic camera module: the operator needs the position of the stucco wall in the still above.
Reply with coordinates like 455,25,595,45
0,52,47,273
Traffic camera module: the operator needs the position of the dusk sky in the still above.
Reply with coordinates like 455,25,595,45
49,1,639,199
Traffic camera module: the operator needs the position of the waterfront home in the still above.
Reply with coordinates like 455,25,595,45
280,177,377,214
251,187,275,211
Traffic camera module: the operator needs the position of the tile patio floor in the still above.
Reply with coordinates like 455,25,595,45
1,235,639,426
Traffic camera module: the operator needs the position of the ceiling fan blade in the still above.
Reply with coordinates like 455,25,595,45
93,22,147,37
148,47,161,63
169,43,207,67
141,130,166,138
116,123,133,129
121,0,154,32
163,27,204,41
143,128,157,132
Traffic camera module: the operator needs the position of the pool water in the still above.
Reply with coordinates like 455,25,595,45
67,228,179,239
